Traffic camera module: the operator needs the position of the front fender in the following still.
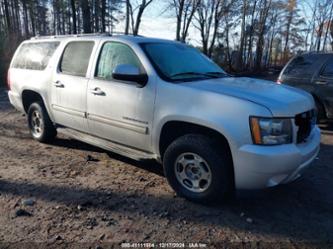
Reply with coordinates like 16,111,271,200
151,82,272,157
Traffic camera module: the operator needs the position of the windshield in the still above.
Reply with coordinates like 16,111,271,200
141,42,227,82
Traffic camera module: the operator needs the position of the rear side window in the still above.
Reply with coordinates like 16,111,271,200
60,41,94,77
320,60,333,78
12,42,60,70
284,55,321,77
96,42,142,81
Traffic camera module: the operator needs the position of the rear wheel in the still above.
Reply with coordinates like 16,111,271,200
27,102,57,143
163,134,234,203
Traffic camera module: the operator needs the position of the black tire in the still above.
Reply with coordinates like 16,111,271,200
27,102,57,143
163,134,234,203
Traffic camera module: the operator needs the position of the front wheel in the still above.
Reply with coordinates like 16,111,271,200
27,102,57,143
163,134,234,203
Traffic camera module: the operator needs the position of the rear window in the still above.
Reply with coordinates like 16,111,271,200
284,55,321,77
59,41,94,77
12,42,60,70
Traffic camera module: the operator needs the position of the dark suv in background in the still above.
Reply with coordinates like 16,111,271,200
278,53,333,120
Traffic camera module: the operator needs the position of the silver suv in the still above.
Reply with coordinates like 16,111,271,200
7,34,321,203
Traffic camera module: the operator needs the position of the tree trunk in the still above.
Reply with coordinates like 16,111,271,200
29,2,36,36
13,0,21,34
81,0,91,33
283,10,293,62
176,0,184,41
70,0,77,34
255,0,271,71
125,0,130,34
101,0,106,32
237,0,247,70
322,3,333,51
3,0,11,32
133,1,146,35
22,0,29,36
246,0,257,69
316,22,323,52
180,0,198,42
94,0,99,32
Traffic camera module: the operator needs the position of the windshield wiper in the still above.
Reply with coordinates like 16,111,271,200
205,72,229,77
170,72,221,79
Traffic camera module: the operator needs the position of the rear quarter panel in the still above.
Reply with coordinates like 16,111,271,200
8,39,66,121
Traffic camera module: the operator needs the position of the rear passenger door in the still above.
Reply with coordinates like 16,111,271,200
51,41,95,132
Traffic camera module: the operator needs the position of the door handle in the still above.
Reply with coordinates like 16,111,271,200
90,88,105,96
315,80,328,85
54,81,64,88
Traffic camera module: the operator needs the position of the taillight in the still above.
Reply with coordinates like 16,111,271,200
7,70,11,90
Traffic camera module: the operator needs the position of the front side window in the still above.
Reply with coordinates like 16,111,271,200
96,42,142,81
60,41,94,77
12,42,60,70
321,59,333,78
141,42,227,82
284,55,321,77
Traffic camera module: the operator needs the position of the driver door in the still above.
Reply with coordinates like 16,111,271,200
86,41,155,151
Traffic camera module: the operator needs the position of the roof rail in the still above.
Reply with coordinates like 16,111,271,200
30,32,143,40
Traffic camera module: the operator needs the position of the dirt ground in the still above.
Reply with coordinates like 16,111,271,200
0,88,332,249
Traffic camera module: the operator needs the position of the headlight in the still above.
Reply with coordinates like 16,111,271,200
250,117,293,145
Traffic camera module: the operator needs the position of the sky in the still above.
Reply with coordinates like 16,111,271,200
112,1,202,45
111,0,316,47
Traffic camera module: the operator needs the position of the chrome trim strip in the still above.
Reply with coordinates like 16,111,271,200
52,104,85,118
87,113,148,134
57,127,157,161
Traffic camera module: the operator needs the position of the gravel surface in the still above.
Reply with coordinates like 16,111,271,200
0,88,332,249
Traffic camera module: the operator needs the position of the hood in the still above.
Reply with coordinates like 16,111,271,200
183,77,314,117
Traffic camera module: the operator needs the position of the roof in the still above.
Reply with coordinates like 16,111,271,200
29,33,175,44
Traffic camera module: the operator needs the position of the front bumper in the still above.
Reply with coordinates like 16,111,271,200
233,126,321,189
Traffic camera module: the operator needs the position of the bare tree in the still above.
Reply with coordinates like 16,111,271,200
101,0,106,32
70,0,77,34
3,0,11,32
194,0,226,57
125,0,130,34
125,0,154,35
236,0,248,70
81,0,91,33
169,0,200,42
254,0,272,70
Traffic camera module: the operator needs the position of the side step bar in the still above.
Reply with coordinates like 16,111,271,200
57,128,158,161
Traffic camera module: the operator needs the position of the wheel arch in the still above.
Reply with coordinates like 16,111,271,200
158,120,235,190
158,120,233,161
22,90,44,112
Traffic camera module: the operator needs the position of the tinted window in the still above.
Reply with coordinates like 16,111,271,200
284,55,321,77
321,60,333,77
96,42,142,80
12,42,60,70
60,41,94,77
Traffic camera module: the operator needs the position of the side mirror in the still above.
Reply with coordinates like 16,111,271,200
112,64,148,87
